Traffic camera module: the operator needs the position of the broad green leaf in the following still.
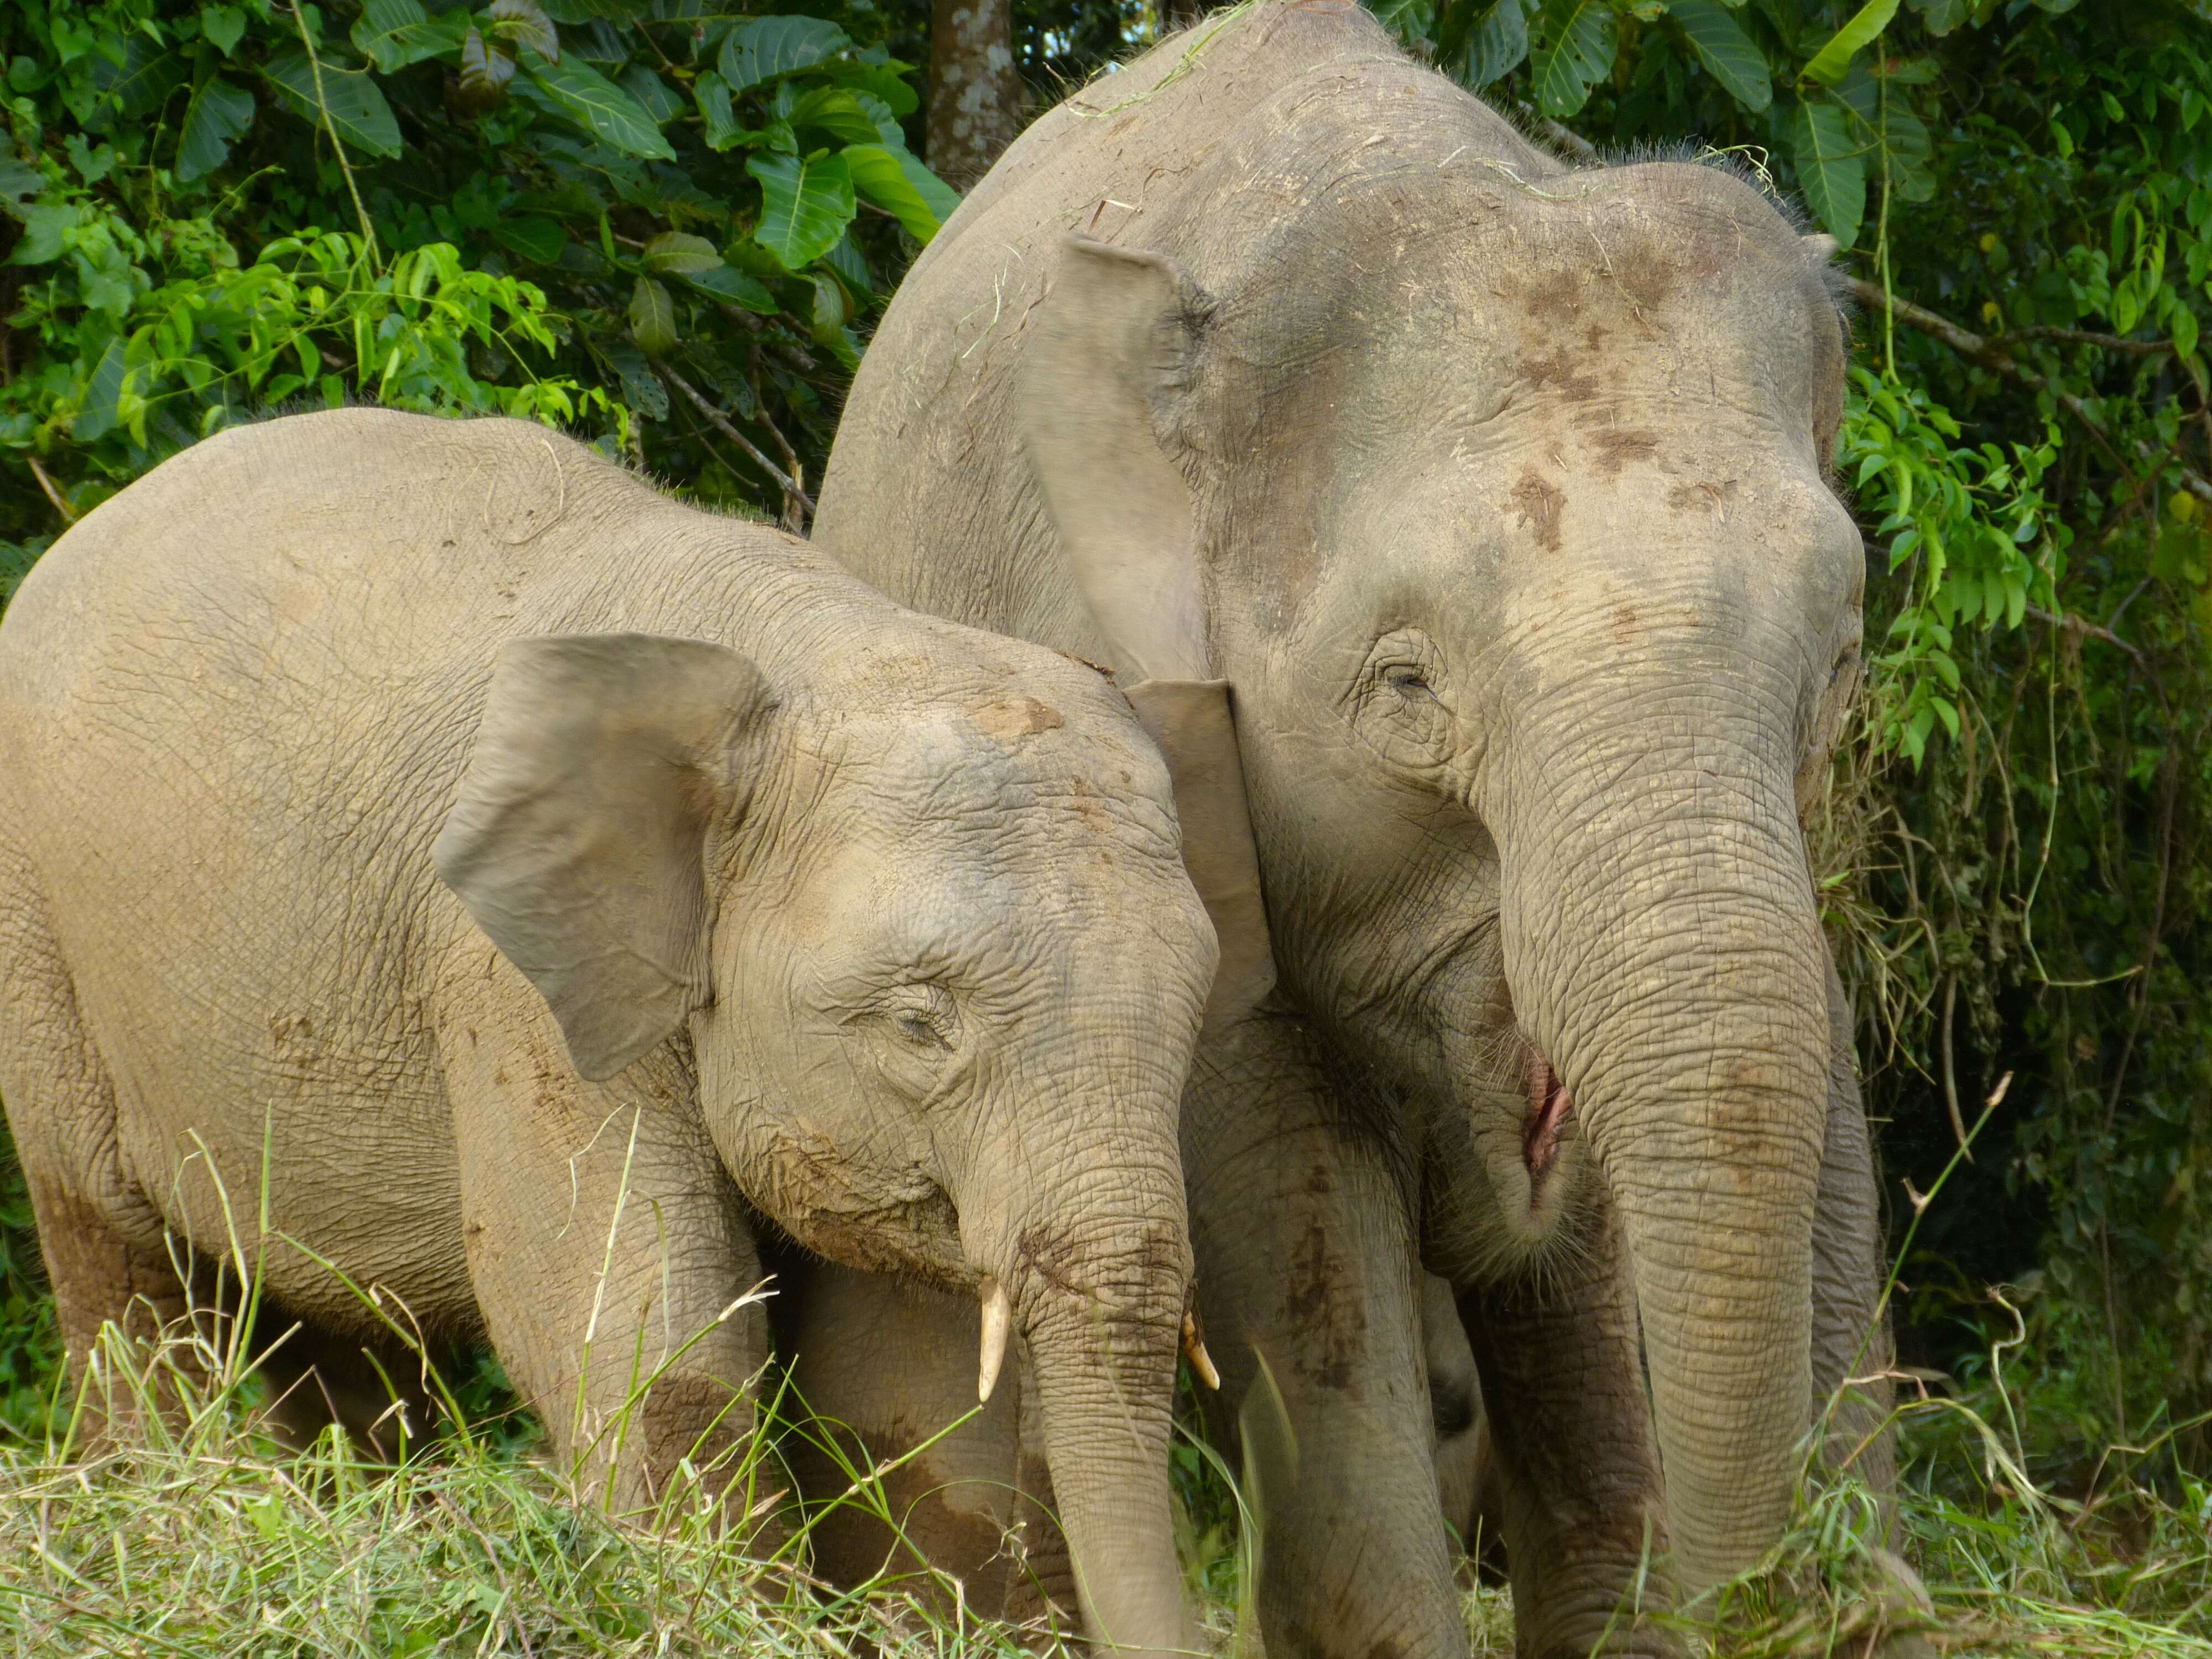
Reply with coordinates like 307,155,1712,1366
263,53,405,159
788,87,881,145
2175,306,2200,362
518,48,675,159
176,77,254,182
107,43,186,118
682,263,776,311
492,215,566,263
486,0,561,61
75,335,127,442
620,66,682,123
695,71,742,148
1668,0,1771,112
1802,0,1900,87
824,229,869,294
843,143,958,243
819,59,919,118
352,0,466,72
1793,98,1865,248
748,149,855,270
1459,0,1533,88
0,147,39,205
1531,0,1616,119
629,274,676,356
642,230,721,274
718,15,851,95
200,4,247,56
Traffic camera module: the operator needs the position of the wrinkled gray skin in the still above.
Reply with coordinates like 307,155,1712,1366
812,4,1898,1655
0,408,1217,1659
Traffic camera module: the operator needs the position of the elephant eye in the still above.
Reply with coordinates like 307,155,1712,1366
879,983,961,1053
1385,666,1436,701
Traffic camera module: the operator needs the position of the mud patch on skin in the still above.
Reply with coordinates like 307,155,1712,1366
1510,471,1567,552
1519,346,1604,404
1284,1219,1370,1394
973,696,1065,746
1586,428,1659,474
1667,477,1740,519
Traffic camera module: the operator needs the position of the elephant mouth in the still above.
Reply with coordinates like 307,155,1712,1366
1523,1052,1573,1178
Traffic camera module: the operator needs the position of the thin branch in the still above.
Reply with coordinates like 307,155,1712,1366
2023,604,2144,666
1846,276,2212,508
653,362,817,520
1995,325,2176,356
1516,101,1599,164
25,455,76,524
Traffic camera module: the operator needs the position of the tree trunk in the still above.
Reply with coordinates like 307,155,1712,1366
927,0,1024,191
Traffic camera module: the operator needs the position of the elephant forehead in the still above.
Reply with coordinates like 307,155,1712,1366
808,709,1180,846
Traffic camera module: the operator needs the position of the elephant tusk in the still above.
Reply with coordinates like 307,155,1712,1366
978,1276,1013,1404
1182,1310,1220,1390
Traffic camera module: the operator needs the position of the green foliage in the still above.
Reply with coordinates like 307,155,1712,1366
0,0,962,574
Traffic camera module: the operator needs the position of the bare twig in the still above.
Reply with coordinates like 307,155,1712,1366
1846,277,2212,508
1516,101,1599,164
1996,325,2176,356
25,454,76,524
652,362,817,521
2023,604,2145,667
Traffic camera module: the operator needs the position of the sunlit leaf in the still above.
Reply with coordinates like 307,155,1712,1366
747,149,855,270
1802,0,1900,87
843,142,958,243
1531,0,1615,119
518,47,675,159
718,15,851,95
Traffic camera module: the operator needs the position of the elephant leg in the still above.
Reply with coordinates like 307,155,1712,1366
0,863,221,1444
1419,1271,1498,1572
780,1262,1074,1628
1454,1198,1674,1659
435,964,768,1520
1811,952,1898,1515
1187,1009,1465,1659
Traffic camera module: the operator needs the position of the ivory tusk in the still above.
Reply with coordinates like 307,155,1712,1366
978,1276,1013,1404
1182,1310,1220,1390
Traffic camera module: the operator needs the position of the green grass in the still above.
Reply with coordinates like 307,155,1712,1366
4,1320,2211,1659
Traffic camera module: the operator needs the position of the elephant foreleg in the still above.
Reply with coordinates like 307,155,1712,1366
1811,952,1898,1514
435,954,769,1521
1454,1199,1673,1659
1186,1010,1466,1659
778,1261,1076,1629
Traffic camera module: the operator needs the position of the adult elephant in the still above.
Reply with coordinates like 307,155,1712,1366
808,3,1897,1653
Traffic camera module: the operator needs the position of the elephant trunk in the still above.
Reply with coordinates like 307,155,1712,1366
1493,622,1829,1592
960,1119,1196,1656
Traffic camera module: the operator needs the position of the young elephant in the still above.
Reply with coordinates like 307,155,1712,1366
0,408,1224,1658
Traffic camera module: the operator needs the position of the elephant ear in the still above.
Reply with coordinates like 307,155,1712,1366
1020,237,1276,1028
1016,234,1213,683
434,633,775,1082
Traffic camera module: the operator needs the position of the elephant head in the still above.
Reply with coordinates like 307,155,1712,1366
434,626,1216,1654
1016,148,1863,1589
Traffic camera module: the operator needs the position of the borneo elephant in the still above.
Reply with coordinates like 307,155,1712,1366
0,406,1243,1659
808,4,1898,1655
